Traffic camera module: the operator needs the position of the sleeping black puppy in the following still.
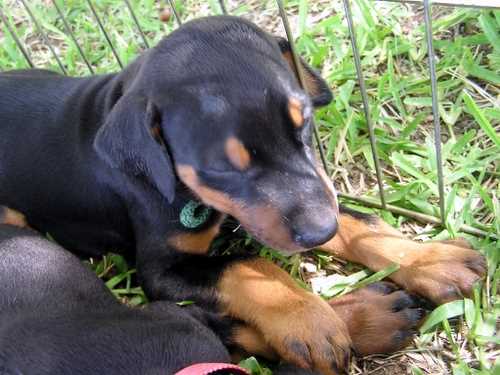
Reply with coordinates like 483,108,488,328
0,14,484,375
0,219,320,375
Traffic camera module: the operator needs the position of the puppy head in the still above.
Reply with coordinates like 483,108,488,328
94,16,338,253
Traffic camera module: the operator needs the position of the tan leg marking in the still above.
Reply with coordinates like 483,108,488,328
231,282,424,359
232,324,278,360
319,212,486,304
328,282,424,356
218,257,351,375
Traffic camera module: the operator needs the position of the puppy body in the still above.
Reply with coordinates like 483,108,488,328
0,16,335,259
0,17,352,373
0,69,134,256
0,224,232,375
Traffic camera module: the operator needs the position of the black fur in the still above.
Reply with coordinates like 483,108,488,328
0,224,229,375
0,224,319,375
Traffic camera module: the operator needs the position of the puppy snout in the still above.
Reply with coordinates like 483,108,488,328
291,210,338,249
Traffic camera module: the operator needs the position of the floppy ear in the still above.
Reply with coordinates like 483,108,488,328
94,94,176,203
276,37,333,107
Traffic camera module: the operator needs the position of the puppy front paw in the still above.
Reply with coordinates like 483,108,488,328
262,294,351,375
393,240,486,304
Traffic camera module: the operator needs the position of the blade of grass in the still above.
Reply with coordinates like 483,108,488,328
463,92,500,149
420,299,474,334
478,12,500,52
297,0,308,37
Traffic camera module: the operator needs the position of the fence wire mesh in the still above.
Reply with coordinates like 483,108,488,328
0,0,498,239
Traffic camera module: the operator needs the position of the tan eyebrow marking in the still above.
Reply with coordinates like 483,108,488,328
225,137,250,171
288,97,304,128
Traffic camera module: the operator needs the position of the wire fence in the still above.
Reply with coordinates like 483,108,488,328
0,0,498,239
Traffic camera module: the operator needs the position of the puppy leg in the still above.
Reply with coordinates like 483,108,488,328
219,257,351,375
138,251,351,375
0,206,28,227
232,282,424,359
319,207,486,304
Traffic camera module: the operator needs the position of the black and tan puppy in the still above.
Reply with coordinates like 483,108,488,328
0,15,485,374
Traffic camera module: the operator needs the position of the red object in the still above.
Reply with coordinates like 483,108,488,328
174,363,250,375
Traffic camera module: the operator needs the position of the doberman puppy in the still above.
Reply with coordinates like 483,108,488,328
0,15,485,374
0,216,321,375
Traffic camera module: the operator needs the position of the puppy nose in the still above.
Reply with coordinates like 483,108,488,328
293,217,338,249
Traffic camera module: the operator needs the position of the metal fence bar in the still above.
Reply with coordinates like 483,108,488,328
342,0,387,209
275,0,330,175
86,0,123,68
123,0,150,49
218,0,228,14
51,0,94,74
167,0,183,26
423,0,446,224
0,9,34,68
20,0,67,74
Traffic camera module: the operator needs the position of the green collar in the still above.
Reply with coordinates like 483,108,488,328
180,200,213,229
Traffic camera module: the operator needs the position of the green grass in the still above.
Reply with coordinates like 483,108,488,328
1,1,498,374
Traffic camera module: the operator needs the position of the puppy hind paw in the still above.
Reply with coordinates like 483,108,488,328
329,282,427,356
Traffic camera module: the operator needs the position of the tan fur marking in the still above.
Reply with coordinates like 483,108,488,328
232,325,278,360
176,165,299,251
320,213,409,267
218,257,351,374
231,283,422,358
167,216,224,254
225,137,250,171
282,51,321,97
288,97,303,128
0,207,28,228
319,212,486,304
176,165,236,214
219,258,310,316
